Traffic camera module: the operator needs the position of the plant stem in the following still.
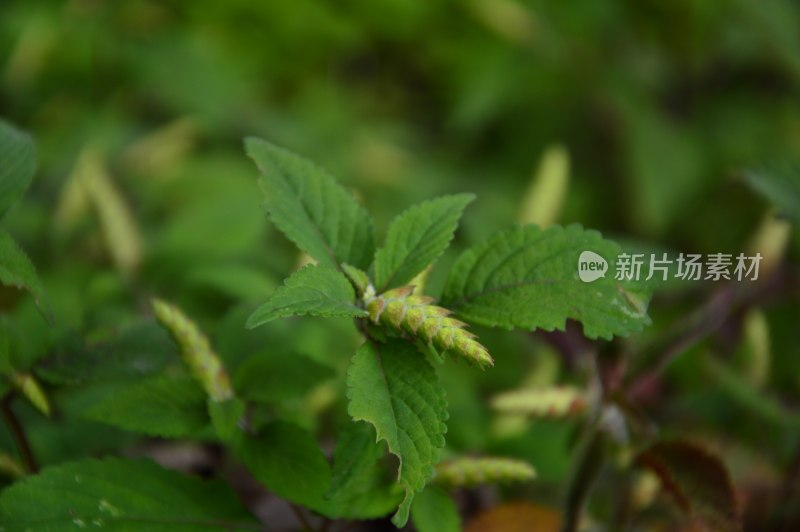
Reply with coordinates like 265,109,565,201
1,393,38,473
562,429,606,532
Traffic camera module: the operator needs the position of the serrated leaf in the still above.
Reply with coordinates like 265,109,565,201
346,339,448,527
411,485,461,532
237,421,332,513
36,320,176,385
434,456,536,488
0,457,256,529
743,164,800,225
490,386,587,418
0,230,51,322
442,224,651,339
373,194,474,291
245,138,375,269
82,374,208,438
0,119,36,220
246,264,366,329
637,440,741,531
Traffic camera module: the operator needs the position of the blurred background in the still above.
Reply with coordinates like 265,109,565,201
1,0,800,529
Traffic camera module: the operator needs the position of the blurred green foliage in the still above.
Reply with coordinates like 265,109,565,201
1,0,800,529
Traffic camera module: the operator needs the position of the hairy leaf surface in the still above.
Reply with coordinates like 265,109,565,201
246,264,366,329
373,194,474,291
442,224,650,339
346,339,448,527
245,138,375,269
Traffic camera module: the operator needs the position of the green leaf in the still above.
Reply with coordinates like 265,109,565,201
237,421,332,513
346,339,448,527
82,374,208,438
325,421,402,520
246,264,367,329
0,230,51,322
36,321,176,385
442,224,651,340
637,440,740,531
326,421,384,499
410,485,461,532
0,457,256,530
743,164,800,225
245,138,375,269
208,397,246,442
234,352,334,404
0,119,36,220
373,194,474,291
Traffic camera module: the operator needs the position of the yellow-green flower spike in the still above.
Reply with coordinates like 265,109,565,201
365,286,493,369
151,298,233,402
434,457,536,488
12,372,51,417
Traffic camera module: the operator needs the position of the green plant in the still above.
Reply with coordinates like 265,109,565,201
0,125,796,531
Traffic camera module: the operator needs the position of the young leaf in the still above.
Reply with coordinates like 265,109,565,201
490,386,587,418
373,194,474,291
411,485,461,532
0,119,36,220
442,224,650,339
245,138,375,269
152,298,233,402
0,230,51,322
246,264,367,329
82,374,208,438
366,286,493,369
434,457,536,488
237,421,332,514
0,457,256,529
637,440,740,531
346,339,448,527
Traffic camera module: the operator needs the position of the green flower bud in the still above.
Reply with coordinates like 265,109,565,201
366,286,493,369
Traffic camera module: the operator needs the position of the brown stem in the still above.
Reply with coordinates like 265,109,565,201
1,393,38,473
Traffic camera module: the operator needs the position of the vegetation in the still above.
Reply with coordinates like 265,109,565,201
1,2,800,531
